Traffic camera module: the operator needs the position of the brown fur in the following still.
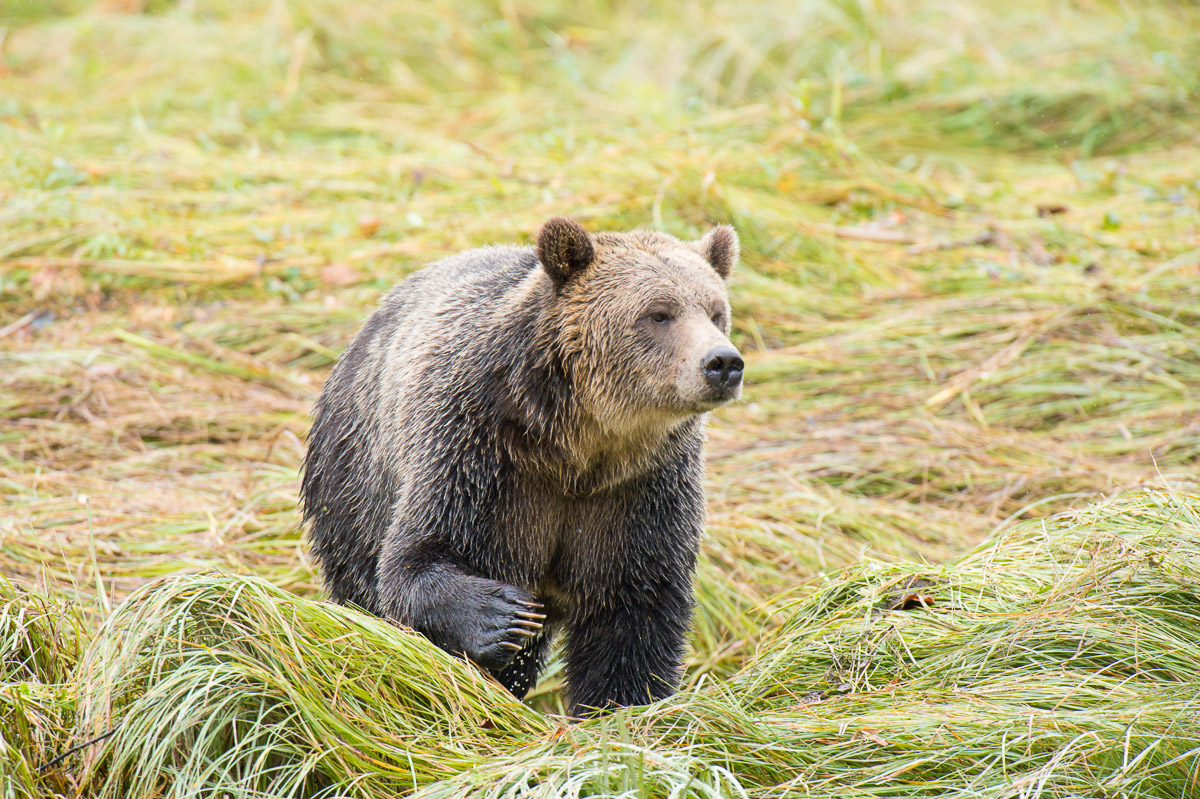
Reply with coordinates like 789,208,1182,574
301,218,742,713
533,227,736,491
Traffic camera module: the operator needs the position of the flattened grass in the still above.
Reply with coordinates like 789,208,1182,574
4,3,1199,626
73,574,553,798
2,0,1200,795
69,487,1200,797
1,581,83,799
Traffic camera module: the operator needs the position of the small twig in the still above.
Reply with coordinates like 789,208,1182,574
905,230,995,255
283,28,313,101
0,311,37,339
925,332,1036,411
814,224,918,244
39,725,124,772
1127,246,1200,292
925,308,1074,410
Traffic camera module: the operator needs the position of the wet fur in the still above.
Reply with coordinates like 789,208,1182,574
301,221,737,714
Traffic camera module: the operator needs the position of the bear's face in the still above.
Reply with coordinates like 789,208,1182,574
538,219,742,439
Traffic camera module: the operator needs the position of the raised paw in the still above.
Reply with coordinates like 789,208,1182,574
471,584,546,671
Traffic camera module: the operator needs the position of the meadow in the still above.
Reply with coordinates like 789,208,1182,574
2,0,1200,795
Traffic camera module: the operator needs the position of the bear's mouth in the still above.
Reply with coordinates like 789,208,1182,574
687,387,741,413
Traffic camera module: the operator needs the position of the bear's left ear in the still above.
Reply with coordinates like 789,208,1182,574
537,217,595,285
693,225,739,279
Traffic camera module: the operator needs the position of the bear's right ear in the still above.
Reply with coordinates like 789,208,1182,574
537,217,595,285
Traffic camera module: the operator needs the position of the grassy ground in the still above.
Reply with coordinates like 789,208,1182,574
2,0,1200,796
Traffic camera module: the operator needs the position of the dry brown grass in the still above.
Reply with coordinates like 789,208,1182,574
1,0,1200,794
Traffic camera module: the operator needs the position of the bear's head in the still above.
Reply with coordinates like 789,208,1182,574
537,217,742,442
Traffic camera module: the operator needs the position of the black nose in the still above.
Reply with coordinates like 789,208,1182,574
703,346,744,390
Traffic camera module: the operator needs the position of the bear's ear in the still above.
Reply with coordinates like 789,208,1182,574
537,217,595,285
694,225,739,279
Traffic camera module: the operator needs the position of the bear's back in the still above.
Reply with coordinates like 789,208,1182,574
380,244,538,321
335,245,539,397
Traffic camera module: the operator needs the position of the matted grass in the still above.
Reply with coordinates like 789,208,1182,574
1,581,83,799
73,574,554,797
2,0,1200,795
68,487,1200,797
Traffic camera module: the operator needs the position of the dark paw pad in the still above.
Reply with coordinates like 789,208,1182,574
472,585,545,671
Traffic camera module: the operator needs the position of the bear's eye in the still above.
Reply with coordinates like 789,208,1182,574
711,313,724,326
649,311,673,324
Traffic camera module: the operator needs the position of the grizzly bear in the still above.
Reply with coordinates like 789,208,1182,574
300,218,742,715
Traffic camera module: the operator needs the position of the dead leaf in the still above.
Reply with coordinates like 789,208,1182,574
1026,238,1055,266
357,215,382,238
894,593,936,611
30,266,84,301
98,0,145,11
86,363,121,379
858,729,889,746
881,577,942,611
320,263,358,287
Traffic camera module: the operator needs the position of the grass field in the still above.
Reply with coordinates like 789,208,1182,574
3,0,1200,796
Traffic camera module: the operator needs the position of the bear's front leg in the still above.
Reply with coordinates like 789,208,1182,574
563,581,693,716
559,433,705,716
378,558,546,672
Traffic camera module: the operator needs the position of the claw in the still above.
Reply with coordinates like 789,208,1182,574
518,601,544,610
499,641,523,651
516,611,547,621
509,627,538,638
511,618,543,630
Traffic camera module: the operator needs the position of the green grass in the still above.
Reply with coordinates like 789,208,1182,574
68,488,1200,797
2,0,1199,796
1,580,83,799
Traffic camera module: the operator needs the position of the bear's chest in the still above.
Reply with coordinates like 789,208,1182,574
461,478,637,591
